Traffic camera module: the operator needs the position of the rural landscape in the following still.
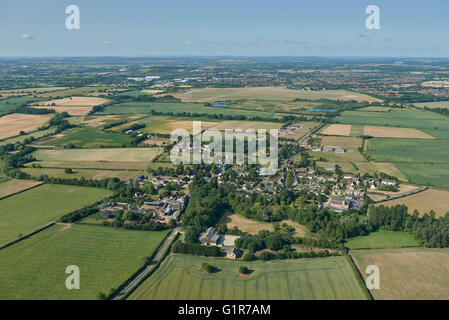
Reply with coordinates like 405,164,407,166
0,56,448,301
1,1,449,307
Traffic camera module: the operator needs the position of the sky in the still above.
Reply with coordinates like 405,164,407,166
0,0,448,57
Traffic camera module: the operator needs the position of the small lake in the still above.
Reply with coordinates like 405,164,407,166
211,103,229,108
307,108,336,112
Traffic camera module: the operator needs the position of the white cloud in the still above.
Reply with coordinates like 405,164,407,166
100,40,111,46
19,34,34,40
184,41,193,46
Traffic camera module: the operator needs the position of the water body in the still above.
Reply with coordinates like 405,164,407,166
211,103,229,108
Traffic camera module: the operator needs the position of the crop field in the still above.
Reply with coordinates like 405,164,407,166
42,127,133,148
0,127,56,145
101,102,276,119
351,248,449,300
345,231,420,249
379,188,449,217
0,87,68,97
35,86,120,98
26,160,149,170
0,179,42,199
0,184,110,246
21,167,143,181
336,109,449,139
321,124,352,136
210,120,283,131
37,96,109,107
363,126,435,139
365,139,449,164
414,101,449,109
310,150,366,163
173,87,381,103
82,114,145,128
224,99,324,114
320,136,362,150
33,147,161,162
0,113,53,140
143,119,218,134
129,254,368,300
34,106,93,116
0,224,169,299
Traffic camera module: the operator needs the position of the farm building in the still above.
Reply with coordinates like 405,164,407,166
322,146,346,153
199,227,220,245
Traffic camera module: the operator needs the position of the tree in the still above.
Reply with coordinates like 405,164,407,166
64,168,73,174
168,218,177,228
238,266,251,275
201,263,214,273
217,223,228,234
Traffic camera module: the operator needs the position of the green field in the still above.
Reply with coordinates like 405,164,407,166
414,101,449,109
129,254,368,300
364,138,449,187
346,231,420,249
336,109,449,139
0,224,169,299
33,147,160,162
0,97,46,115
0,184,110,246
101,102,276,119
44,127,133,148
366,138,449,163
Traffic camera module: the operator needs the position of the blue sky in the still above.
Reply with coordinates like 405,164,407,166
0,0,448,57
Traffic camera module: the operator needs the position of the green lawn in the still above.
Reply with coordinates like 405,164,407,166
0,224,169,299
0,184,110,246
129,254,368,300
45,127,133,148
346,231,420,249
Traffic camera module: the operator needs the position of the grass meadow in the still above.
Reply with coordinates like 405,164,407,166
0,224,169,299
0,184,110,246
345,231,420,249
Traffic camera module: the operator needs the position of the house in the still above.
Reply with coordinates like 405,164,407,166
199,227,220,245
381,179,397,186
226,247,242,259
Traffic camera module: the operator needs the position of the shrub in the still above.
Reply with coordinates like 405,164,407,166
238,266,251,275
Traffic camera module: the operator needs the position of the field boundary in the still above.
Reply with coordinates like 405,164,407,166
345,254,373,300
0,222,56,251
0,181,44,201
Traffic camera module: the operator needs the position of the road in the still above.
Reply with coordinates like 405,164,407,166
113,227,179,300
